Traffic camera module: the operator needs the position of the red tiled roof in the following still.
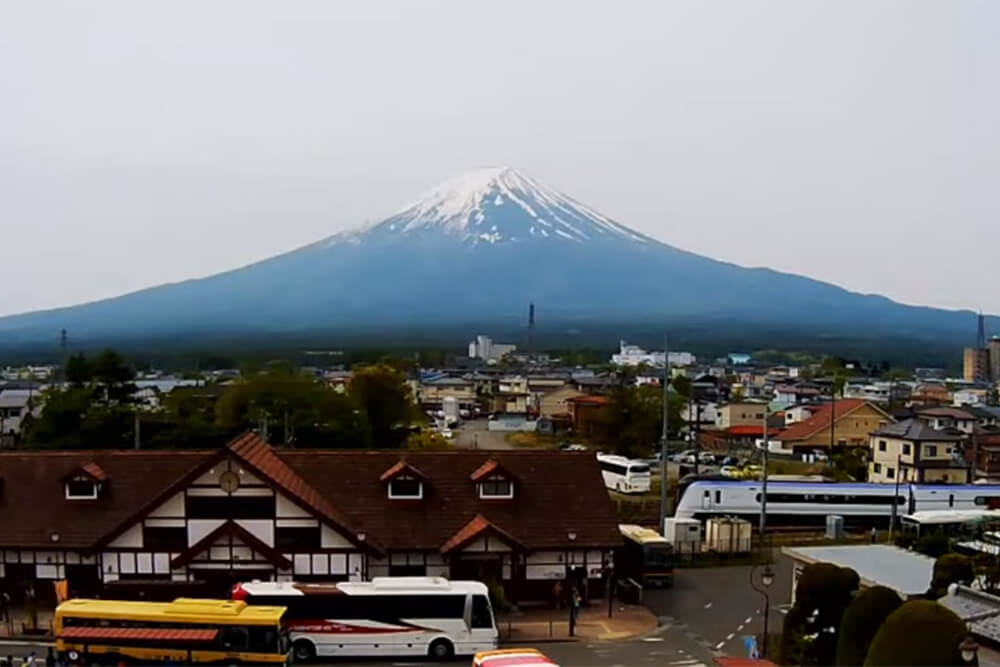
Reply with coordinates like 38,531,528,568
727,425,782,437
60,626,219,642
567,396,609,406
470,459,516,482
228,433,379,553
81,462,108,481
171,519,291,569
0,441,621,553
379,459,425,482
440,514,525,554
777,399,887,442
281,450,620,551
0,449,214,548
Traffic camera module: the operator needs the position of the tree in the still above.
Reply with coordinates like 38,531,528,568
91,349,136,403
348,364,416,449
406,430,452,450
672,375,692,399
864,600,969,666
832,373,847,398
780,563,860,665
215,365,342,445
64,353,93,387
835,586,903,666
928,553,975,599
914,532,952,558
591,384,683,459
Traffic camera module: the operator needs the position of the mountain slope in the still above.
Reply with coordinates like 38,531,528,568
0,167,987,346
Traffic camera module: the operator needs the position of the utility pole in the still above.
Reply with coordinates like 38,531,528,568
759,405,769,539
659,336,671,531
830,382,837,451
889,453,901,541
133,411,141,450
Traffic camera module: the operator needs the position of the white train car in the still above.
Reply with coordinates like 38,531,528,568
674,479,1000,527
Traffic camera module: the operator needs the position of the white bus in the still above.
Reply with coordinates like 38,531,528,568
596,453,651,494
232,577,497,661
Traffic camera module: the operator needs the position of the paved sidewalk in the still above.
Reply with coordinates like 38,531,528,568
498,603,658,643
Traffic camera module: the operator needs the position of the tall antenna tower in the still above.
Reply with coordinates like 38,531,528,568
528,302,535,361
978,312,987,349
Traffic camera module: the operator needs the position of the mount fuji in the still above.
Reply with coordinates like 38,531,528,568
0,167,985,348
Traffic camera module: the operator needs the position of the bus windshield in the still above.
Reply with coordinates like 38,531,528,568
645,544,673,567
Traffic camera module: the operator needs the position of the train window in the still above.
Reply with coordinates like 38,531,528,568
704,490,710,498
949,494,955,508
755,493,761,503
715,490,721,504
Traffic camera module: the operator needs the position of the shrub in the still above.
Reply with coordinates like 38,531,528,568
914,532,951,558
835,586,903,666
864,600,968,666
928,553,975,599
780,563,860,665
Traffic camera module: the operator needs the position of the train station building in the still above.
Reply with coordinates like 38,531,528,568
0,434,620,605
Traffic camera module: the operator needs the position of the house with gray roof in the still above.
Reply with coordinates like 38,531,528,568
869,418,970,484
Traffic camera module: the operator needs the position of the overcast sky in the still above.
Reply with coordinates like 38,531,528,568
2,0,998,317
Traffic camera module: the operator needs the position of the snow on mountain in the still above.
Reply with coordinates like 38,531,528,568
326,166,654,247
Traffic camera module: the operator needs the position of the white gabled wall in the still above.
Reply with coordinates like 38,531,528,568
108,524,143,548
149,492,185,518
276,493,311,518
321,524,353,548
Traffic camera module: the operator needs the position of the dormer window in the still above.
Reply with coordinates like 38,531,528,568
470,459,516,500
66,475,98,500
388,475,423,499
479,474,514,499
380,460,426,500
63,462,107,500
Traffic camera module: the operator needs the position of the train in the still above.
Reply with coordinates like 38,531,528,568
674,477,1000,527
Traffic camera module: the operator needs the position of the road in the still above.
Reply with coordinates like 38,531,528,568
645,555,793,655
0,622,719,666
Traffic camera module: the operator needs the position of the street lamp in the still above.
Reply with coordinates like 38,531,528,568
960,634,979,664
749,562,776,658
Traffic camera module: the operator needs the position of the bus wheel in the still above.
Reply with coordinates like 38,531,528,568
292,639,316,662
428,638,454,659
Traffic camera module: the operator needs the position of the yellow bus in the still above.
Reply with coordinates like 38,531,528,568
55,598,289,664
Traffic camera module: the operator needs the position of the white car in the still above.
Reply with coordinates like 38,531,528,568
698,452,716,464
719,465,740,478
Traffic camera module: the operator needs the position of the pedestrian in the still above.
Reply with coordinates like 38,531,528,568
552,581,563,609
0,590,10,624
870,526,877,544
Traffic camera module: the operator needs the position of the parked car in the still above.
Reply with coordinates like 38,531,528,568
474,649,558,667
679,453,697,465
559,443,588,452
719,465,740,478
811,450,830,462
721,456,739,466
698,452,716,464
672,449,696,463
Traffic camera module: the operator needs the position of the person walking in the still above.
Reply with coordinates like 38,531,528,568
0,590,10,624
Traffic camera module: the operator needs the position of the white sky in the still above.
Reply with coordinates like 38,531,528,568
1,0,998,316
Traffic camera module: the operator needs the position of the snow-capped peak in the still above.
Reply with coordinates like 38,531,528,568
328,167,653,247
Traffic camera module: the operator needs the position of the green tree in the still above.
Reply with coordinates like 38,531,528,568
25,387,94,448
591,384,683,459
215,365,340,445
864,600,969,666
64,353,93,387
928,553,975,599
832,373,847,398
672,374,692,399
835,586,903,666
914,532,952,558
348,364,416,449
780,563,860,665
91,348,136,403
406,430,452,450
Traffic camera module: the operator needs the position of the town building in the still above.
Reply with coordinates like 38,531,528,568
914,407,978,434
468,335,517,365
868,419,970,484
421,377,478,409
609,341,695,368
965,347,991,383
713,402,768,430
775,399,893,452
0,434,620,605
782,545,934,603
538,386,586,419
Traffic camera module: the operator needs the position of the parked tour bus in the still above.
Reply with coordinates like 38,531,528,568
55,598,289,664
616,524,674,587
233,577,498,661
596,454,651,494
